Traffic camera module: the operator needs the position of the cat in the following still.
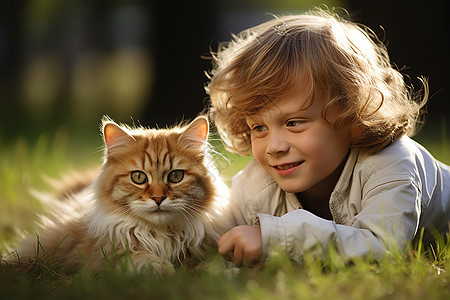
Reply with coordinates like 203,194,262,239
8,116,230,276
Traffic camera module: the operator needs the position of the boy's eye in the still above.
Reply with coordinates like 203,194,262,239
131,171,148,184
168,170,184,183
253,125,267,132
250,124,268,138
286,120,305,128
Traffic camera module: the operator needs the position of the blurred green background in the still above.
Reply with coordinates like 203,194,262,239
1,0,448,137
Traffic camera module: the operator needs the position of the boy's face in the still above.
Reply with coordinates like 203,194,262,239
245,86,351,197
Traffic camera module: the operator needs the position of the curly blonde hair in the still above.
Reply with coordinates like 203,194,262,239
206,9,428,155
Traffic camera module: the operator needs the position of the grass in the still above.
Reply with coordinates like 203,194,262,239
0,123,449,299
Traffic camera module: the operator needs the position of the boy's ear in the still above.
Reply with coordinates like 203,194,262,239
102,118,134,153
179,116,209,148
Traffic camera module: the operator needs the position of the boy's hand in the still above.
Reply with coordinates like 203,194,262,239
218,225,262,267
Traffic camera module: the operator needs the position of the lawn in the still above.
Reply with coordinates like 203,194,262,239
0,123,449,299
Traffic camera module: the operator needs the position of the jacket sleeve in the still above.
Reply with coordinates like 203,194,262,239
258,178,421,260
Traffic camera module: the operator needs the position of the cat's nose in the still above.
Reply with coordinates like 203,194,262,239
151,196,167,206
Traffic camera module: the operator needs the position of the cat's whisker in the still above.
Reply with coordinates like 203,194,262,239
110,205,133,218
178,203,203,215
176,206,202,224
173,205,196,218
185,200,213,211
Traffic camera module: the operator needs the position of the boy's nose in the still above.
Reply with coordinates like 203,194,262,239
266,132,290,154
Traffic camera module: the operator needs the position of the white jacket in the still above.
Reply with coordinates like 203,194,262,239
226,136,450,260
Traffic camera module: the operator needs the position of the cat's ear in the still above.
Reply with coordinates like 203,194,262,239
102,118,134,154
179,116,209,148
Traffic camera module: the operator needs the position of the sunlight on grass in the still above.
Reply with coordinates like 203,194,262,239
0,129,102,247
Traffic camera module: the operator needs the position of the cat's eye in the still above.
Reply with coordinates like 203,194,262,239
131,171,148,184
168,170,184,183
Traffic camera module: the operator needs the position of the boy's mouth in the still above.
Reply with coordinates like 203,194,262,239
273,161,303,170
272,161,304,176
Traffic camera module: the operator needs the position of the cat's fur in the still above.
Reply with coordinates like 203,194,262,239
10,116,230,276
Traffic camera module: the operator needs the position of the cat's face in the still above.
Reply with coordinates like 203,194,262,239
95,117,215,227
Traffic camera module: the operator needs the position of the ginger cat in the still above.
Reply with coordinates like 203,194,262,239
10,116,230,276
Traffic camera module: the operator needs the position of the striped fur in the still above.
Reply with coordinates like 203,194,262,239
12,116,230,276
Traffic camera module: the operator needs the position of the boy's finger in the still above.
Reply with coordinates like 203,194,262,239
232,247,243,266
217,230,231,247
218,232,234,259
